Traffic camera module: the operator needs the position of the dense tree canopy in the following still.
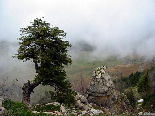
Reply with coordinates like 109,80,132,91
15,18,75,106
137,71,152,100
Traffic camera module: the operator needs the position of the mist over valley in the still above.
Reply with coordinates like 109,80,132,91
0,1,155,114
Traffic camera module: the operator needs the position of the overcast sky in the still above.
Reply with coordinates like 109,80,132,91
1,0,155,59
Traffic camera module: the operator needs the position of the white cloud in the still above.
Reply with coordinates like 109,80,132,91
1,0,155,59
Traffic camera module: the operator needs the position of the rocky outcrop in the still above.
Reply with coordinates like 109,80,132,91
74,93,104,115
31,66,133,115
0,98,3,107
32,93,104,116
87,66,132,114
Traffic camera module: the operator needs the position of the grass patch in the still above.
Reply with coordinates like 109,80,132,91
3,99,53,116
32,104,60,112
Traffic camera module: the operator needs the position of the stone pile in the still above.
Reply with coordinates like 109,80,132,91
87,66,132,114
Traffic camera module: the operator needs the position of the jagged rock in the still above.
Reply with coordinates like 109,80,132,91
60,105,66,113
87,66,132,114
32,111,39,114
54,111,63,115
83,105,89,111
75,100,84,109
32,93,104,116
81,110,87,115
0,97,3,107
75,93,80,100
75,93,91,111
74,93,104,115
79,108,104,116
80,96,88,104
88,108,103,115
52,102,60,106
0,97,5,116
0,107,5,116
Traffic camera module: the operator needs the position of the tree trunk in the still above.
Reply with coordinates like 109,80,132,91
22,80,41,106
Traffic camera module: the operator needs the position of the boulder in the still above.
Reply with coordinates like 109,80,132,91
0,107,5,115
87,66,132,114
80,96,88,104
60,105,66,113
75,100,84,109
88,108,103,115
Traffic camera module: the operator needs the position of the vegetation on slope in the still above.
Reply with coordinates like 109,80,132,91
3,99,54,116
114,67,155,111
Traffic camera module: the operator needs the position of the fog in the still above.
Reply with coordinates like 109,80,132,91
1,0,155,102
1,0,155,60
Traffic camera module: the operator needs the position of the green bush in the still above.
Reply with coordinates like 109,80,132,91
137,71,152,99
124,88,136,109
113,71,142,92
4,99,33,116
142,94,155,111
32,104,60,112
128,72,141,87
3,99,53,116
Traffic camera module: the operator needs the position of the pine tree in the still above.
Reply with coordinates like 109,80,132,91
137,71,151,99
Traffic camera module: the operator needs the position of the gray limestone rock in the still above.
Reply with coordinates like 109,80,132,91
80,96,88,104
0,97,3,107
88,108,103,115
60,105,66,113
0,107,5,115
87,66,132,114
75,100,83,109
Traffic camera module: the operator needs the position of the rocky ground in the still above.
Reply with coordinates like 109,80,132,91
30,66,133,116
31,93,104,116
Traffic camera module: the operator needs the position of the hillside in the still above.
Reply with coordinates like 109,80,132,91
65,56,155,93
0,41,155,113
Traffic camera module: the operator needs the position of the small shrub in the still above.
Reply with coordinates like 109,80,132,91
32,104,60,112
3,99,53,116
4,99,34,116
124,88,136,109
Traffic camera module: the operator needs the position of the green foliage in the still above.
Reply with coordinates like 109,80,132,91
32,104,60,112
124,88,136,108
50,83,77,106
16,18,72,82
3,99,32,116
4,99,31,116
113,71,142,92
128,72,141,87
15,18,75,106
114,67,155,111
142,94,155,111
137,71,152,97
4,99,54,116
142,94,155,109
